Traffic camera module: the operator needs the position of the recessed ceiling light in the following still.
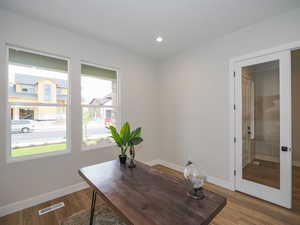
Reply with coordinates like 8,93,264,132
156,36,163,43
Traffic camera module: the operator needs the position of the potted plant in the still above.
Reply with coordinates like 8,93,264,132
108,122,143,166
109,122,130,164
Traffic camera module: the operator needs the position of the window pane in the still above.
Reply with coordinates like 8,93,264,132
20,84,35,93
81,65,117,106
11,105,67,157
8,59,68,104
242,60,280,189
43,84,52,102
82,107,118,148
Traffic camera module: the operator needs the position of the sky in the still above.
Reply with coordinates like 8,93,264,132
81,76,112,104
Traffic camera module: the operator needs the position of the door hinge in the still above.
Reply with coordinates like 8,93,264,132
233,104,236,110
234,170,236,176
233,71,236,77
234,137,237,143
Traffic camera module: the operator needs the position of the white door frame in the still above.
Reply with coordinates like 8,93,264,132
228,40,300,206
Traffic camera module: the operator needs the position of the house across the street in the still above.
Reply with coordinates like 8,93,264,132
9,74,67,120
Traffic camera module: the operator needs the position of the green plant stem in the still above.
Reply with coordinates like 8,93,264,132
121,146,128,156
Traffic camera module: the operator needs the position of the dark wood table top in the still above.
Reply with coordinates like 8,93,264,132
79,160,226,225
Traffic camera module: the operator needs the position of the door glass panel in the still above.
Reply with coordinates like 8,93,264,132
242,60,280,189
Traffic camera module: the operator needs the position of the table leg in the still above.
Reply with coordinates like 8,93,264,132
89,190,97,225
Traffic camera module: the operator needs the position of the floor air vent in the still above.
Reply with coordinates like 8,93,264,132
38,202,65,215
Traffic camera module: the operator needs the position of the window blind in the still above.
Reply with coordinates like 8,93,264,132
81,64,117,80
9,48,68,72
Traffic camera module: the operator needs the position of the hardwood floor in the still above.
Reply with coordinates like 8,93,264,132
154,165,300,225
243,160,280,189
0,164,300,225
294,165,300,211
0,188,94,225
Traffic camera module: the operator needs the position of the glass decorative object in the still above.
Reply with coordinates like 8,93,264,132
128,146,136,168
184,161,206,200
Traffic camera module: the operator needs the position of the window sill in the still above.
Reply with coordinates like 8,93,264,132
6,148,71,164
82,143,117,151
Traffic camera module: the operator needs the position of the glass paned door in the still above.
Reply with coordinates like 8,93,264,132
235,51,292,208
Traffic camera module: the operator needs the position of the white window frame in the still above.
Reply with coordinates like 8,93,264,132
6,45,71,163
80,61,121,151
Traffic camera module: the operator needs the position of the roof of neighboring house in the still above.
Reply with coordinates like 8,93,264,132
15,74,67,88
89,93,112,105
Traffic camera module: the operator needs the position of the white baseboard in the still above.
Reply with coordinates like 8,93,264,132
206,176,234,190
0,182,89,217
151,159,234,191
145,159,164,167
153,159,185,172
0,159,233,218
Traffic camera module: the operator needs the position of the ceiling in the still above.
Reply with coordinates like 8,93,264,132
1,0,300,60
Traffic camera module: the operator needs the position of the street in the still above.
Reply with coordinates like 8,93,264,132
12,122,110,147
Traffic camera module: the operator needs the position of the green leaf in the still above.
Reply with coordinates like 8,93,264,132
129,137,143,146
120,122,130,144
109,126,122,147
130,127,142,139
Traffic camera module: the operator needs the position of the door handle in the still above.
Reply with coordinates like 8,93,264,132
281,146,289,152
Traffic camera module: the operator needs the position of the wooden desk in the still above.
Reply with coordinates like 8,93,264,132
79,160,226,225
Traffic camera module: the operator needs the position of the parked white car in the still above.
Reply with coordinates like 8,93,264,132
11,120,35,133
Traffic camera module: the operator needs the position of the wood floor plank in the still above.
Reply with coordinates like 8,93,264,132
52,195,74,225
0,164,299,225
0,211,23,225
22,205,38,225
35,201,57,225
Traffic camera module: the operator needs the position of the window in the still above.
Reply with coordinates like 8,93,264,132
43,84,52,102
81,63,119,149
19,108,34,120
20,84,35,93
7,47,69,160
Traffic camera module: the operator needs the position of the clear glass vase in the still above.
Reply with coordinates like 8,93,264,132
184,161,206,199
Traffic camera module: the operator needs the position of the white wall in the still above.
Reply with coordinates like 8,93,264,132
158,8,300,183
0,9,159,207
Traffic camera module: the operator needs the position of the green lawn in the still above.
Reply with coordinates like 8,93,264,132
12,143,66,157
83,137,113,147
